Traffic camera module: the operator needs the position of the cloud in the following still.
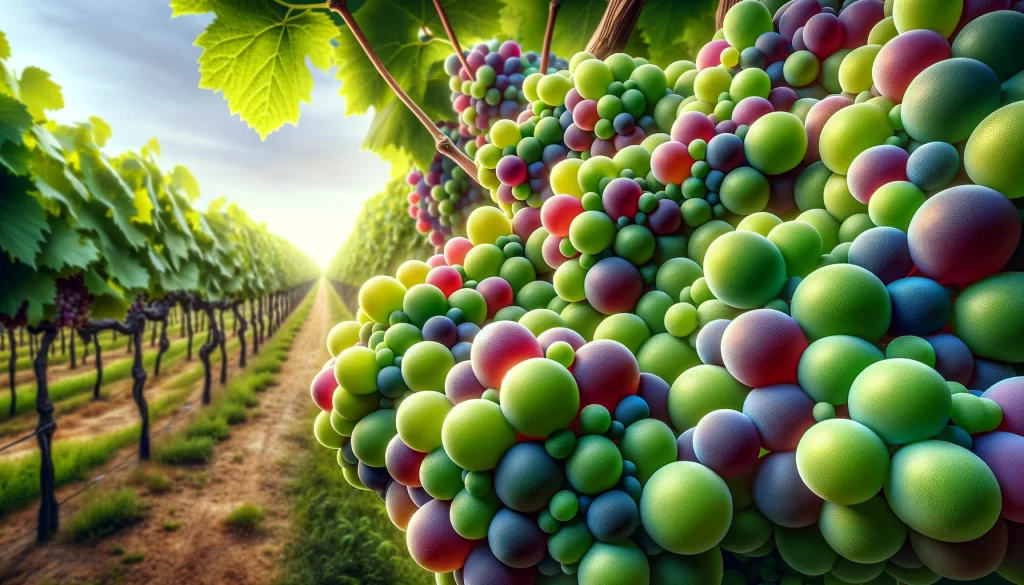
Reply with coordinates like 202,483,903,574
5,0,394,267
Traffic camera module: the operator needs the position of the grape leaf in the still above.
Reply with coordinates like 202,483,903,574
89,116,111,147
161,261,200,291
636,0,716,67
171,165,200,200
84,271,119,299
170,0,219,17
500,0,607,61
0,31,10,62
76,150,148,248
38,217,98,272
102,242,150,290
132,187,155,225
0,261,56,325
333,0,501,116
0,93,31,151
362,78,450,169
18,67,64,120
196,0,337,139
0,173,48,267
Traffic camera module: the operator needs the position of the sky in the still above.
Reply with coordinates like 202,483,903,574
4,0,394,268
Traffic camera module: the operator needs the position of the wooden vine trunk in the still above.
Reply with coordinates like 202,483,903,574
716,0,742,29
585,0,649,58
30,324,59,542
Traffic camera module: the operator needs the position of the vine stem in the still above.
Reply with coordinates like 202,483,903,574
585,0,648,58
432,0,475,81
328,0,479,182
272,0,329,9
540,0,561,74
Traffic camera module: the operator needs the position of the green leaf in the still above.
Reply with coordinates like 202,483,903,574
170,0,219,17
171,165,200,200
77,150,148,248
90,293,130,320
0,172,48,267
161,261,200,291
89,116,112,147
500,0,607,61
0,261,56,325
196,0,337,139
103,243,150,290
84,271,119,299
0,31,10,60
38,217,98,272
0,140,30,175
18,67,64,120
635,0,716,67
333,0,501,116
362,78,449,169
0,93,31,151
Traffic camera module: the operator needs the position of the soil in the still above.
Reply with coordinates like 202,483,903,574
0,287,329,585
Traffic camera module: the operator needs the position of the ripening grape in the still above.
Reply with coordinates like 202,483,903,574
406,123,489,251
53,274,95,329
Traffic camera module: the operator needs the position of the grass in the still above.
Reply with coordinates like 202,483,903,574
121,551,145,565
0,286,317,519
184,414,230,442
162,520,181,532
127,468,173,494
66,488,147,543
278,406,430,585
154,436,214,465
224,503,265,533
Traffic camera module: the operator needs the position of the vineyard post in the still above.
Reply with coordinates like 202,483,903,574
199,303,221,404
250,298,259,356
234,301,248,369
328,0,479,182
92,334,102,399
59,328,65,356
69,330,77,370
584,0,648,58
180,300,186,338
153,297,172,377
28,322,59,542
185,297,194,361
150,319,157,348
7,328,16,417
218,304,228,385
82,306,156,459
258,295,265,344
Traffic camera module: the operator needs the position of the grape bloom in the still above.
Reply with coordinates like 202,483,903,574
311,2,1024,584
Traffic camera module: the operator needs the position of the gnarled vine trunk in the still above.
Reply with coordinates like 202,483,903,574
29,323,58,542
153,318,170,376
92,333,103,400
250,298,259,356
584,0,648,58
199,304,221,405
218,306,228,384
234,302,248,368
7,328,16,417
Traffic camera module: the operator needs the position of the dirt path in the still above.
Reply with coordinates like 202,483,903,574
0,287,329,585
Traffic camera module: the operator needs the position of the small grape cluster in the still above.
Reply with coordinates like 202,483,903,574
53,275,94,329
0,303,28,329
447,40,567,139
407,125,487,251
127,294,147,318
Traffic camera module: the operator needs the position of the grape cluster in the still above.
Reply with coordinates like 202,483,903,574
127,294,147,318
313,1,1024,584
53,275,94,329
447,40,567,138
407,124,488,251
0,303,28,329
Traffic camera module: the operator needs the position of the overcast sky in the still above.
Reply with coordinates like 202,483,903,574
4,0,393,268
